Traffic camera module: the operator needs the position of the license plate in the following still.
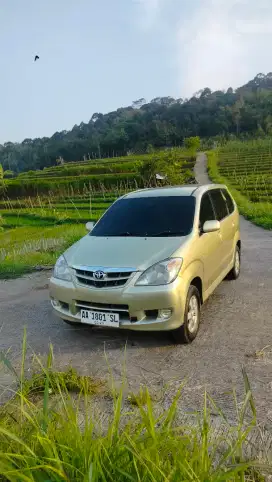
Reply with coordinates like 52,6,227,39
81,310,120,327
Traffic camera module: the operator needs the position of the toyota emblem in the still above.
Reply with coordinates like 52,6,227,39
93,270,106,280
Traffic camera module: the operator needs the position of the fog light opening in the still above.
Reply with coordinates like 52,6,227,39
158,309,172,320
145,310,159,320
52,298,63,309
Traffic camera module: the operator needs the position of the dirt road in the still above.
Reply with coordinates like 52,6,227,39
1,155,272,423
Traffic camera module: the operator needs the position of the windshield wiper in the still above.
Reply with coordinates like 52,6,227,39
149,230,186,237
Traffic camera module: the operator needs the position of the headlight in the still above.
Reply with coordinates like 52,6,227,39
53,255,72,281
136,258,182,286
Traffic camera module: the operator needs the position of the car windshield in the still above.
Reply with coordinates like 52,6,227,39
91,195,196,237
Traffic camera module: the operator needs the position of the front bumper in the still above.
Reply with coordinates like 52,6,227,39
49,276,186,332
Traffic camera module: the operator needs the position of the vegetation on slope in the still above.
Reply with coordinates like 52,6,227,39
207,140,272,229
1,73,272,172
1,149,195,198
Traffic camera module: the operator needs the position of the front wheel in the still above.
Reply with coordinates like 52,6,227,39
172,285,201,344
227,245,241,280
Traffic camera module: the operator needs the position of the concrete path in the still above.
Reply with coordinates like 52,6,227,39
194,152,212,184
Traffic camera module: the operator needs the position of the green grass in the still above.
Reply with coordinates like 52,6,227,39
0,224,86,279
207,150,272,229
0,194,114,278
0,337,269,481
0,210,104,226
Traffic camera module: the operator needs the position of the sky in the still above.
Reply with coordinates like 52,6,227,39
1,0,272,143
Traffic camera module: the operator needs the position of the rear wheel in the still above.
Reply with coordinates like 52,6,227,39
172,285,201,344
227,245,241,280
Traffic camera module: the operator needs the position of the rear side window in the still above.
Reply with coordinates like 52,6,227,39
199,193,215,228
209,189,228,221
221,189,235,214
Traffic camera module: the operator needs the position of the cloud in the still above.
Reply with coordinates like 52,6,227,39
177,0,272,97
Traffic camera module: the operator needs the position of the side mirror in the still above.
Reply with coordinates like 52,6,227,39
86,221,95,232
202,220,220,233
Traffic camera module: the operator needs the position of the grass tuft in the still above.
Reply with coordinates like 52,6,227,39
22,366,106,398
127,386,151,406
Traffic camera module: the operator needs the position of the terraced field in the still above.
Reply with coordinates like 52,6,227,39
218,142,272,203
0,148,196,277
208,140,272,229
4,150,195,197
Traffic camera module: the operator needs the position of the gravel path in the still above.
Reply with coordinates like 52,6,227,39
1,155,272,427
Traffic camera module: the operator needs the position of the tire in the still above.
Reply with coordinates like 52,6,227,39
172,285,201,344
227,245,241,280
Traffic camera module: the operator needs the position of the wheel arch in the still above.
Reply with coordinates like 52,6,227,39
190,276,203,305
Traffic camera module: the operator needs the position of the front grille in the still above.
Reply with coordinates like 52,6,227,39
75,300,129,320
77,277,127,288
74,266,136,289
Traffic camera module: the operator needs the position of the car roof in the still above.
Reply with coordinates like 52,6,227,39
123,184,227,199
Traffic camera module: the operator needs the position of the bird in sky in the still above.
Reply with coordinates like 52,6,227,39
34,55,40,62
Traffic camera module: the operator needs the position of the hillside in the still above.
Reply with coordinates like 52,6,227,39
1,73,272,173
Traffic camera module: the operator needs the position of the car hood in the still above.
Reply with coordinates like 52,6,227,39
64,235,189,271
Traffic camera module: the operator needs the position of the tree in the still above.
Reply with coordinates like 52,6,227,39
132,98,146,109
200,88,212,98
184,136,201,151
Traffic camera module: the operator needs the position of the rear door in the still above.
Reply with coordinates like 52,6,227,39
198,192,222,291
209,189,233,273
221,188,238,264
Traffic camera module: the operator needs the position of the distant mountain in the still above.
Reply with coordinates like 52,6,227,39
1,73,272,173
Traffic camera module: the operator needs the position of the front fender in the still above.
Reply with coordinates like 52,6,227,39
180,259,204,299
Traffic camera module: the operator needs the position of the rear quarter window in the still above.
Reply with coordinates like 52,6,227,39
199,193,216,228
221,189,235,214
